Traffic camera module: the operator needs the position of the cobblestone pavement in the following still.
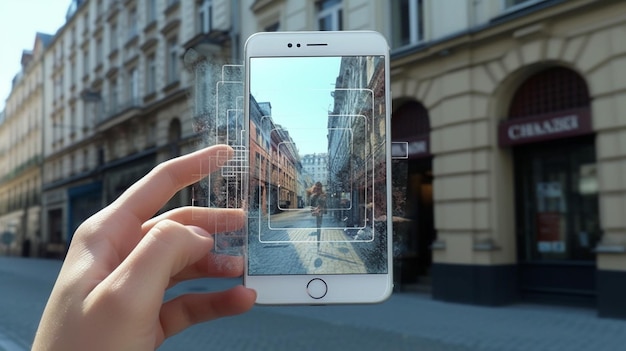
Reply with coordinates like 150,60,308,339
2,256,626,350
249,210,370,275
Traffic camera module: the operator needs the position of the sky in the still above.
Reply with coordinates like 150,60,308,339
0,0,70,111
250,56,341,156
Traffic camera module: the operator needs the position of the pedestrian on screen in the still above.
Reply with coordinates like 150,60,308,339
308,181,327,250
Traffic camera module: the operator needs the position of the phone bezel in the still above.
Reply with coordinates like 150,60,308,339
243,31,393,305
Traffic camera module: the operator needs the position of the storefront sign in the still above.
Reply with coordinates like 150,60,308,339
498,108,592,146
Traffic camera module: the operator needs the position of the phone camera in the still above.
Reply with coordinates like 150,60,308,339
297,43,301,47
288,43,292,48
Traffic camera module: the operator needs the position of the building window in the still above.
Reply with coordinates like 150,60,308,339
70,59,76,85
317,0,342,31
194,65,210,116
198,0,212,34
127,8,138,39
265,22,280,32
508,67,590,119
83,50,89,76
70,107,77,132
109,80,118,113
167,38,178,84
96,38,103,64
71,27,76,48
128,67,139,102
83,102,91,130
54,75,63,100
110,23,117,52
83,13,89,32
147,0,157,22
146,54,156,94
70,153,75,175
391,0,424,48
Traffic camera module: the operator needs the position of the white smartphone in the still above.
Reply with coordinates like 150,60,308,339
243,31,393,304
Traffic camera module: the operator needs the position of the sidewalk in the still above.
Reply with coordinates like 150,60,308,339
267,290,626,351
160,276,626,351
3,256,626,350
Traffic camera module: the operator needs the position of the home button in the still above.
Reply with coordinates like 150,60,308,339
306,278,327,299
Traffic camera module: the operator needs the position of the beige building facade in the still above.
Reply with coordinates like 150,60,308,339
0,33,52,257
240,0,626,318
386,0,626,319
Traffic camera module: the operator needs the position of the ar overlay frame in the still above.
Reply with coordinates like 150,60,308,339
185,49,247,256
251,90,375,244
185,50,404,265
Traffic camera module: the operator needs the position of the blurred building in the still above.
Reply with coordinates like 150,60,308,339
2,0,626,318
301,153,328,191
241,0,626,319
41,0,239,258
382,0,626,320
0,33,53,257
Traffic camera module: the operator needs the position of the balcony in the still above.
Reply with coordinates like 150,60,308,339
1,155,42,183
96,96,142,131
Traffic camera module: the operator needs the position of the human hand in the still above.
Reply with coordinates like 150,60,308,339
32,145,256,351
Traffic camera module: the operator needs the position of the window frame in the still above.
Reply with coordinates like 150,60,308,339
167,38,179,84
146,53,157,94
390,0,424,49
198,0,213,34
316,0,343,31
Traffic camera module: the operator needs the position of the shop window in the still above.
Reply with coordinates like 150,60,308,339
510,67,598,263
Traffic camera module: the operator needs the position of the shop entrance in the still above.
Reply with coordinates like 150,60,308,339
514,136,600,303
391,100,435,289
501,66,599,304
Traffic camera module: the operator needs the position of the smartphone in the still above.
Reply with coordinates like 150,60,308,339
243,31,392,304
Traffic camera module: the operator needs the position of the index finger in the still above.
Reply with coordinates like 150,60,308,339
111,144,233,222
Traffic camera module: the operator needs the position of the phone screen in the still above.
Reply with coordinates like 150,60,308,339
247,55,389,276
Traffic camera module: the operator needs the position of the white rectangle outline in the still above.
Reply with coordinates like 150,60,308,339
253,87,377,243
391,141,409,159
273,127,354,212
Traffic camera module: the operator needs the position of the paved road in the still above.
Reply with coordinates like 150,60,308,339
1,256,626,350
249,209,383,275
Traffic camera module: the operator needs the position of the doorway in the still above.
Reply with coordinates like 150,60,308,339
391,99,434,290
514,136,600,304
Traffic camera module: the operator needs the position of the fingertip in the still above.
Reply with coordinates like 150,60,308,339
230,285,257,312
238,285,257,302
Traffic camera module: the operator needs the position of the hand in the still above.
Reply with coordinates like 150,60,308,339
32,145,256,351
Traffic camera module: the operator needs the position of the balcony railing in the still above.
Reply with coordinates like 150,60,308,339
97,96,141,125
1,155,42,183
